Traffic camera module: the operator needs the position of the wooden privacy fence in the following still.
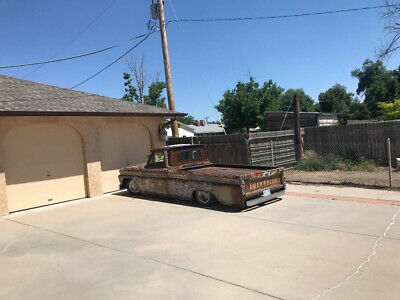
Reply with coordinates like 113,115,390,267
248,131,296,167
303,120,400,166
167,130,296,167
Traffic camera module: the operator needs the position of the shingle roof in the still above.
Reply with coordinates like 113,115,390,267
0,74,186,117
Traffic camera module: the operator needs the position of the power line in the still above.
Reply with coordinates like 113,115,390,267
0,32,149,70
167,5,389,23
0,45,118,69
71,31,155,89
167,0,179,23
23,0,118,78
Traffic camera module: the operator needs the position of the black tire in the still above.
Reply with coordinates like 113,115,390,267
194,190,216,206
127,179,140,195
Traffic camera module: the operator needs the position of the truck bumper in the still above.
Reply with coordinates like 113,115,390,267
246,189,285,207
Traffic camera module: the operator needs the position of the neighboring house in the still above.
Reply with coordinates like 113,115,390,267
165,122,195,137
0,75,185,215
265,112,339,131
166,120,225,137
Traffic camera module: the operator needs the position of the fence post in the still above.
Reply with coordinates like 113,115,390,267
246,137,252,166
293,93,304,160
388,138,393,188
270,140,275,167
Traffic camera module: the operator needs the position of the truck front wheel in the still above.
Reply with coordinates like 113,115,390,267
194,191,215,206
127,179,140,195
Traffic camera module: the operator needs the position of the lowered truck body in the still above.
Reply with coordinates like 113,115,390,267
119,144,285,209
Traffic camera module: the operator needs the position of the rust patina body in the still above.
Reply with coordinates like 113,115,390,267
119,144,285,209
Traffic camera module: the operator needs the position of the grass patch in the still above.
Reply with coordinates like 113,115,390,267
295,151,377,172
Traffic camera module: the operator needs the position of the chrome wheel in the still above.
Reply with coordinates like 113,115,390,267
127,179,139,195
195,191,214,206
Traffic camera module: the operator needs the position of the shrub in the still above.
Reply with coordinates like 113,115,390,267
295,152,377,172
348,158,377,171
296,152,326,171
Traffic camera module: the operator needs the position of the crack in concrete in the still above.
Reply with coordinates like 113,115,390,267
313,206,400,299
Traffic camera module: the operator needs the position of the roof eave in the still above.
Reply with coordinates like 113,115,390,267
0,111,187,117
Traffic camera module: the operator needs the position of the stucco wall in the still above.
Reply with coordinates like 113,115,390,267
0,115,165,215
100,119,154,193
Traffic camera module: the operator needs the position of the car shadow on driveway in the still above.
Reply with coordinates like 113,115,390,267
112,190,283,213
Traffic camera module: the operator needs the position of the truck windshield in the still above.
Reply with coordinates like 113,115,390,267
178,150,202,162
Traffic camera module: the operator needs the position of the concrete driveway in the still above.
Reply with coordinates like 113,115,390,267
1,184,400,300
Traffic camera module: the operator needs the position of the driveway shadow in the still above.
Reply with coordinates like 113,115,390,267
112,190,283,213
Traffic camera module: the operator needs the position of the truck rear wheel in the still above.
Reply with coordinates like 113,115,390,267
194,191,215,206
127,179,140,195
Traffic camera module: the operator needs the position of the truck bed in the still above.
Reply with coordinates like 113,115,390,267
183,164,277,180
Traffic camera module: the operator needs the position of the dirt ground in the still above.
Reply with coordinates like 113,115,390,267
286,167,400,189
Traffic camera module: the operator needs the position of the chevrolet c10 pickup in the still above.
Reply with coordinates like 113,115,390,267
119,144,285,209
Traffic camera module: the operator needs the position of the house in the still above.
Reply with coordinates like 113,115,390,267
265,111,339,131
0,75,185,215
166,120,225,137
165,122,195,137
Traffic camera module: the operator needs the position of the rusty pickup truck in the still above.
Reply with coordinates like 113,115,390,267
119,144,285,209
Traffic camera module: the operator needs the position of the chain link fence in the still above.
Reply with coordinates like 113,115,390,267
286,120,400,189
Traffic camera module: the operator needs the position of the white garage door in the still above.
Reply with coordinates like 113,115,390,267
4,124,86,212
100,123,152,193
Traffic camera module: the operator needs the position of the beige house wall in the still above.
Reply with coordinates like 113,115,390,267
0,115,165,215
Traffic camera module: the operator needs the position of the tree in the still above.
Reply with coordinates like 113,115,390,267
348,99,370,120
279,89,316,112
258,80,285,113
122,60,167,107
318,84,353,120
178,115,197,125
380,1,400,57
215,77,260,133
122,72,138,101
378,99,400,120
351,59,400,117
125,54,149,103
317,84,372,120
143,81,167,108
216,77,317,132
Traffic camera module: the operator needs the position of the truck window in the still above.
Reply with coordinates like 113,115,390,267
177,150,202,162
150,151,165,164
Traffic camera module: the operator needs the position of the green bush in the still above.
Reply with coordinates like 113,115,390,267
295,152,377,172
296,153,326,171
348,158,377,172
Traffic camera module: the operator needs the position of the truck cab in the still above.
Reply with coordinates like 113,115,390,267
146,144,210,169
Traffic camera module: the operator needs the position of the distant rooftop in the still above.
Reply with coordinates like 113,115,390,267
182,123,225,135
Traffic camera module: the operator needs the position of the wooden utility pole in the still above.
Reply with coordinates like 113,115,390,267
157,0,179,137
293,94,304,159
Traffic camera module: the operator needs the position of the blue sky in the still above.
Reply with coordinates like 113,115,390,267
1,0,399,121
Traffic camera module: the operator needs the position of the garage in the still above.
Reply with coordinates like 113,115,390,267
4,124,86,212
0,74,185,215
